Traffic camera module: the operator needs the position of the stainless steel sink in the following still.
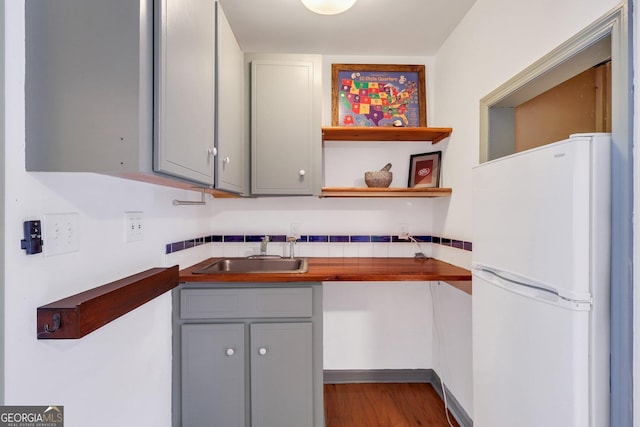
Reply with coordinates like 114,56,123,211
193,257,309,274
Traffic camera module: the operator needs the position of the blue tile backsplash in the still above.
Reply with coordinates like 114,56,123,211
166,232,473,254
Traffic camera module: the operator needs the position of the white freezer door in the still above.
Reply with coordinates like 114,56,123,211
473,271,590,427
472,134,610,300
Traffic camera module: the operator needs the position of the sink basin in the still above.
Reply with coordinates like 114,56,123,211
193,257,309,274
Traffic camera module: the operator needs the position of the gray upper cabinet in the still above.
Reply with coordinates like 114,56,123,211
216,4,247,194
25,0,246,194
249,55,322,196
155,0,216,185
25,0,154,176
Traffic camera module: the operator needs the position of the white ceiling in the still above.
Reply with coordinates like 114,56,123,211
218,0,477,56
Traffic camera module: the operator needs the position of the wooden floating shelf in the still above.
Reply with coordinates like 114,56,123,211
37,266,179,339
321,127,453,143
321,187,452,198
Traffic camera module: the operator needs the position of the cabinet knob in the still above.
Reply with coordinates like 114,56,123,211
299,169,306,176
208,147,217,156
223,156,231,164
225,348,235,356
258,347,267,356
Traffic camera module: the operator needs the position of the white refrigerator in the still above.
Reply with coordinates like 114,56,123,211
471,133,611,427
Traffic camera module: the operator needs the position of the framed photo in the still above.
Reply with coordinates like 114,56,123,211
331,64,426,127
408,151,441,188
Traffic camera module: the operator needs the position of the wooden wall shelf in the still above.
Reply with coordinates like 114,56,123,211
321,187,452,198
322,127,452,143
37,266,179,339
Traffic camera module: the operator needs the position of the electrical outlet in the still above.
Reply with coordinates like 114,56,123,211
125,212,144,242
397,223,409,240
43,213,79,256
290,222,302,239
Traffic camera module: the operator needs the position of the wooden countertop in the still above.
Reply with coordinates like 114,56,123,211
179,257,472,294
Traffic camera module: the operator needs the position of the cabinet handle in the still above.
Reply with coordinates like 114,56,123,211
299,169,306,176
258,347,267,356
223,156,231,164
208,147,217,157
225,348,235,356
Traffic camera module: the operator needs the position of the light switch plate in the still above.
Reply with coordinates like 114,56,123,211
43,213,79,256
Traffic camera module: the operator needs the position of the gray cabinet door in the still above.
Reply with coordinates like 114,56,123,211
250,57,321,195
182,323,245,427
25,0,153,174
216,3,247,194
155,0,216,185
250,322,313,427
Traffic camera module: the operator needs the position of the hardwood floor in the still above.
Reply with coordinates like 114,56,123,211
324,383,460,427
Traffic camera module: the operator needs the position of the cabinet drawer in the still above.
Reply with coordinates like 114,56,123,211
180,287,313,319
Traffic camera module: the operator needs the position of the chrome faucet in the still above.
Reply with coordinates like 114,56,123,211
260,236,270,255
287,236,297,258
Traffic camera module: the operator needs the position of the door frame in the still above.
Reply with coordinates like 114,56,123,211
1,0,6,404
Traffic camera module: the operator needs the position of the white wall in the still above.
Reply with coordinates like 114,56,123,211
323,281,434,370
433,0,623,418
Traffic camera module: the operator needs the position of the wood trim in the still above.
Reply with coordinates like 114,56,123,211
442,280,472,295
321,187,452,198
322,126,452,143
37,266,179,339
115,172,241,198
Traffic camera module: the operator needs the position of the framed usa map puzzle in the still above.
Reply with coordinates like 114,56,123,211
331,64,426,127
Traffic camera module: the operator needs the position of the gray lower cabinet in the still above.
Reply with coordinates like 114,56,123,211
182,323,246,426
250,323,313,427
174,284,323,427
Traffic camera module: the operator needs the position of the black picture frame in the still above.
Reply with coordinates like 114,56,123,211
408,151,442,188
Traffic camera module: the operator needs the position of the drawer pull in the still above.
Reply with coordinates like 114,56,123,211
225,348,235,356
258,347,267,356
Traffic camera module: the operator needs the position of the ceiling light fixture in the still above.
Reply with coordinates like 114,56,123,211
301,0,357,15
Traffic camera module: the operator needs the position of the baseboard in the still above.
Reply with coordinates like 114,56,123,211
429,371,474,427
324,369,473,427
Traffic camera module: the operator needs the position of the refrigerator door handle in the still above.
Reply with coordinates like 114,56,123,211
472,267,591,311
